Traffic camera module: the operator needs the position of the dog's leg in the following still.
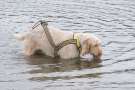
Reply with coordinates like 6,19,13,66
23,40,38,56
24,47,35,56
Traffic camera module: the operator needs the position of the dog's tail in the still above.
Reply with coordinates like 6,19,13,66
14,33,26,41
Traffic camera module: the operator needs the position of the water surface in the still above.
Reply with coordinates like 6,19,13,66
0,0,135,90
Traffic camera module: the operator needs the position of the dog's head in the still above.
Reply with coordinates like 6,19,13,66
80,37,102,60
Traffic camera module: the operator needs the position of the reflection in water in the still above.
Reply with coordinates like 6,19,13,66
26,54,102,71
1,0,135,89
25,54,102,81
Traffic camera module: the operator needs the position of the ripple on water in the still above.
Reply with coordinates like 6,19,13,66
0,0,135,90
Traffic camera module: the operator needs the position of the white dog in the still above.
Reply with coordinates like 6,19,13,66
15,21,102,60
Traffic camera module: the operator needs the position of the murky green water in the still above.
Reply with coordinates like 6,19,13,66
0,0,135,90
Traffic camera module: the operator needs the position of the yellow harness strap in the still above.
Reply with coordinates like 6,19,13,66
54,33,81,57
73,33,81,49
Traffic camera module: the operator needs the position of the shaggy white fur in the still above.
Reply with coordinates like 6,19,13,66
15,24,102,60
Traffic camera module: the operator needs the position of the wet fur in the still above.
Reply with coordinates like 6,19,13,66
15,25,102,60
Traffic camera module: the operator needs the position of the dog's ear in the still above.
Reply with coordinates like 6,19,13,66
80,38,93,55
14,33,27,41
80,38,101,54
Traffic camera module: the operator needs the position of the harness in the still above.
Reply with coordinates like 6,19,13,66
32,20,81,57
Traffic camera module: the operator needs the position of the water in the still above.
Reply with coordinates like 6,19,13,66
0,0,135,90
